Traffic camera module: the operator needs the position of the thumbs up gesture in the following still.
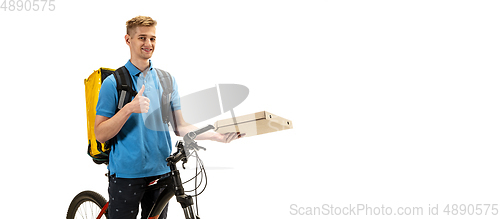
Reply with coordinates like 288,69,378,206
129,85,150,113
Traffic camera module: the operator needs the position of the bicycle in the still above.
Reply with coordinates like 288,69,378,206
67,124,216,219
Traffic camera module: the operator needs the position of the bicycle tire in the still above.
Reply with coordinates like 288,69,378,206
67,190,108,219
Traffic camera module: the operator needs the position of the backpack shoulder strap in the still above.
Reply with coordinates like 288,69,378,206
155,68,175,125
155,68,173,94
113,66,138,110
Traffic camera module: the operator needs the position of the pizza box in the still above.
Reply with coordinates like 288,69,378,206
214,111,293,137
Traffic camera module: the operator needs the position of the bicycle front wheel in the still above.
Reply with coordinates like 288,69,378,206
67,190,108,219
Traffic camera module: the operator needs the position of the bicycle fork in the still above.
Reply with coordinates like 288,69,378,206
147,149,200,219
171,163,200,219
146,170,199,219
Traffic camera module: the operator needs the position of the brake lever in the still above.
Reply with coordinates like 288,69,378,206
191,142,206,152
181,143,205,170
197,145,207,151
181,156,188,169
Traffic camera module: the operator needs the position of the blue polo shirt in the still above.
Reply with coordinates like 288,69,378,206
96,60,181,178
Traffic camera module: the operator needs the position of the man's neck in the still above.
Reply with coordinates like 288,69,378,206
130,58,150,73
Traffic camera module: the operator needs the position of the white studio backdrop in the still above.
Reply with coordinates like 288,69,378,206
1,0,499,218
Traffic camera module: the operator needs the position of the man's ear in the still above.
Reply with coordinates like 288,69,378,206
125,34,131,45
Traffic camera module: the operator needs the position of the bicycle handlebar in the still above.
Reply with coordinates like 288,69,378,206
184,124,215,142
165,124,214,168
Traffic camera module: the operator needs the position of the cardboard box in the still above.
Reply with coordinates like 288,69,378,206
214,111,293,137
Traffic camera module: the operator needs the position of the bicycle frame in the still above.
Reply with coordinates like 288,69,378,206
95,125,214,219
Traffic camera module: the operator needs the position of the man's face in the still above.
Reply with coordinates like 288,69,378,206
126,26,156,61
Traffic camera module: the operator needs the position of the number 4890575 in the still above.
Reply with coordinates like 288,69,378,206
1,0,55,11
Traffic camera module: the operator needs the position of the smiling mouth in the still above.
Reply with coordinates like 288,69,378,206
142,48,153,52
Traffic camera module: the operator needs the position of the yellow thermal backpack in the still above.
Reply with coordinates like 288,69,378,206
84,67,173,164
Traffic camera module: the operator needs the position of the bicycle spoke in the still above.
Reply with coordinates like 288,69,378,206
75,200,101,219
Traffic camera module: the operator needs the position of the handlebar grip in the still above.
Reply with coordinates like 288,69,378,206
193,124,215,135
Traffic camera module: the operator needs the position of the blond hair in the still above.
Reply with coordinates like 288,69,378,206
126,16,157,36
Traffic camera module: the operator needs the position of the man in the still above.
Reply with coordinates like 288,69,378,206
95,16,241,219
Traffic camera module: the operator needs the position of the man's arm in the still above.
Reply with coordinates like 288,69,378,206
95,85,150,143
172,109,243,143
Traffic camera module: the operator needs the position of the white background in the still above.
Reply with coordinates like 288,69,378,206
1,0,500,218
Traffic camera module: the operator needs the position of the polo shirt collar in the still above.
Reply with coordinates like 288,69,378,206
124,60,154,76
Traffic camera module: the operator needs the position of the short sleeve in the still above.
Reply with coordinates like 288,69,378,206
170,76,181,111
96,75,118,118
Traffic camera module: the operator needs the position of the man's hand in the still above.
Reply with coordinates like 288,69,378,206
128,85,150,113
212,132,246,143
94,85,151,143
